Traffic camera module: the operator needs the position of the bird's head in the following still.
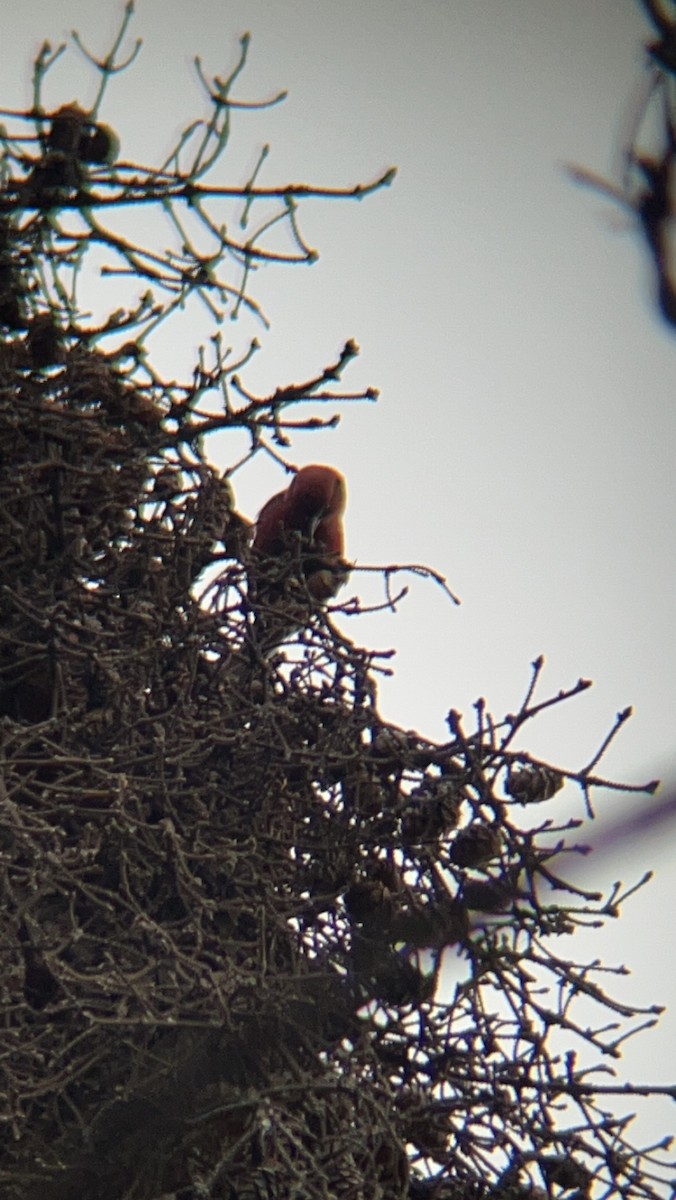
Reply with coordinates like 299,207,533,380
286,465,346,526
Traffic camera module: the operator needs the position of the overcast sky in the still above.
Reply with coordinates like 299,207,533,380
5,0,675,1155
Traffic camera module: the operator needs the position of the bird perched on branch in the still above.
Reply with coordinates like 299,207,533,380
253,464,348,596
249,464,350,650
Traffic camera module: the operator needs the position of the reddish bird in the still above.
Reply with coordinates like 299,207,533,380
250,465,350,648
253,464,349,600
254,465,346,554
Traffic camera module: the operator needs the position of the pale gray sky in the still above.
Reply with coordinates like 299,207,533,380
5,0,675,1155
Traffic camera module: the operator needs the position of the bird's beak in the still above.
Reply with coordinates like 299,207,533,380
307,511,324,540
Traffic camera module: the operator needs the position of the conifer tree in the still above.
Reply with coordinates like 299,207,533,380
0,8,671,1199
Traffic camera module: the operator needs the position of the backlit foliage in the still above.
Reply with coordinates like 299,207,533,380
0,8,671,1199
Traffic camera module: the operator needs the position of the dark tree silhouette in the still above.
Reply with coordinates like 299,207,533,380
571,0,676,329
0,9,672,1200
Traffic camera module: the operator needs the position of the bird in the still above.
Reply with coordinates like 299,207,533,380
249,464,350,649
